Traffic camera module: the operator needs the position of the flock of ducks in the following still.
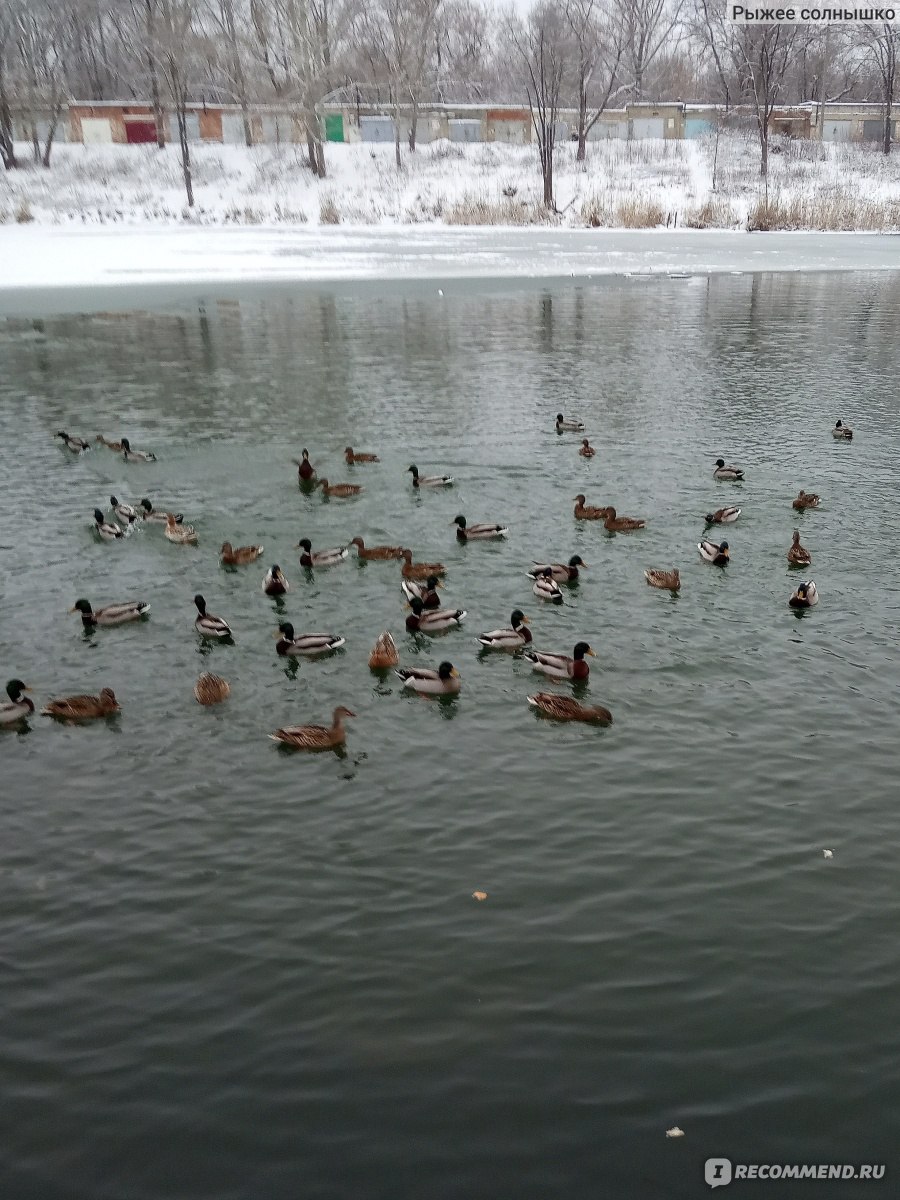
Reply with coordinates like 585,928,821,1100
0,416,853,743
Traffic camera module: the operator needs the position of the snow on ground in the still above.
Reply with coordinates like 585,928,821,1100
3,132,900,232
2,226,900,311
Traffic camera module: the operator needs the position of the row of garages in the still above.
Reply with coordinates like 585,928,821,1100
12,100,900,148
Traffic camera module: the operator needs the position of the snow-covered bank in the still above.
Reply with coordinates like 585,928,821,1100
3,136,900,233
2,225,900,313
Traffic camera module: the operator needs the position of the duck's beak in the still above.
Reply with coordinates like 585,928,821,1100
587,648,597,657
68,606,76,613
580,562,588,569
21,686,32,693
273,630,281,639
450,668,460,677
521,616,530,624
436,581,444,589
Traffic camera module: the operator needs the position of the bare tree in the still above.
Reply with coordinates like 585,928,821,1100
566,0,625,163
859,21,899,154
12,0,68,167
0,3,17,169
621,0,683,101
734,23,802,179
512,0,568,209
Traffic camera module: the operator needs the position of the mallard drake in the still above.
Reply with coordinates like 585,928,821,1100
698,539,729,565
408,464,453,487
579,438,596,457
400,549,446,580
317,478,362,498
194,672,230,705
350,537,405,561
41,688,119,720
139,498,182,524
368,631,400,669
94,509,124,541
787,530,812,565
556,413,585,432
275,622,345,655
166,513,198,544
95,434,123,451
604,507,645,532
194,594,232,639
713,458,744,481
70,598,150,627
57,431,90,453
645,568,681,591
789,581,818,609
121,437,156,462
573,495,609,521
524,642,595,680
109,495,138,522
792,490,820,510
532,568,563,603
270,705,355,749
453,515,509,541
478,610,532,649
345,446,379,463
401,576,442,607
705,506,741,525
529,555,586,583
294,449,316,480
832,420,853,440
396,661,461,695
406,597,466,632
220,541,263,566
297,537,348,568
0,680,34,726
527,692,612,724
263,565,290,595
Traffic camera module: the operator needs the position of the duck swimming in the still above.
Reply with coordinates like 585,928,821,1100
121,437,157,462
263,565,290,595
532,568,563,603
713,458,744,481
194,594,232,639
792,490,820,510
832,420,853,441
405,597,467,632
139,498,182,524
400,549,446,580
275,622,345,655
349,537,405,561
453,515,508,541
787,531,812,566
109,496,138,522
529,555,586,582
408,464,454,487
604,507,645,532
70,598,150,627
573,495,608,520
57,431,91,453
396,661,461,695
345,447,379,463
93,509,124,541
317,478,362,498
705,506,741,525
297,538,348,567
368,632,400,669
0,680,34,726
401,575,442,608
220,541,264,566
579,438,596,457
789,581,818,609
194,673,231,705
294,449,315,480
165,513,198,544
556,413,585,432
527,693,612,724
270,705,355,749
644,568,681,591
524,641,595,680
698,539,729,565
478,610,532,649
41,688,119,720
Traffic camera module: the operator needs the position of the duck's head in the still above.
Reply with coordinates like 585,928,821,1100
581,437,590,446
121,438,131,451
715,457,725,468
194,594,207,614
409,597,424,615
56,430,68,440
719,541,729,555
438,661,458,680
333,705,356,720
407,465,419,476
110,496,120,508
220,542,233,555
556,413,564,423
297,538,312,551
573,494,586,505
573,642,596,659
99,687,118,707
301,448,310,459
345,446,353,454
93,508,105,523
569,555,586,567
270,564,282,577
792,530,801,544
796,583,808,599
426,575,441,589
835,420,843,428
605,507,617,519
70,598,93,615
453,515,467,529
140,498,153,513
511,609,528,629
276,621,295,640
542,567,554,577
6,679,30,702
350,536,364,548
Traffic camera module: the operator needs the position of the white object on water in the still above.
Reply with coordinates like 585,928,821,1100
666,1127,685,1138
823,849,834,858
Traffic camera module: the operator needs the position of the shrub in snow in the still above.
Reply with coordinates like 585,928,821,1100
319,196,341,225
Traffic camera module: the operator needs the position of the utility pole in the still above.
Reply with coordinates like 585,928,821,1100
817,24,831,157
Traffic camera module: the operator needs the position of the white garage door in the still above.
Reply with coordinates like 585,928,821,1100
81,117,113,144
630,117,665,139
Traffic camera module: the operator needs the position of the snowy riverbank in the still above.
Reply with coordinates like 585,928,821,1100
3,135,900,234
2,225,900,313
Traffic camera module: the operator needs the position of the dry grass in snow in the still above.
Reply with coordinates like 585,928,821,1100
3,131,900,231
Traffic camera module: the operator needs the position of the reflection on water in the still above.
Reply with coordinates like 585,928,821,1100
1,272,900,1200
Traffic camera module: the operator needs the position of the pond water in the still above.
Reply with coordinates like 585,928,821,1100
1,271,899,1199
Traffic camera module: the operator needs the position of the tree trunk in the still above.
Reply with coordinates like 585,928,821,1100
760,126,768,178
816,25,830,158
175,98,194,207
884,108,892,155
30,120,40,165
0,64,16,169
576,83,587,163
41,101,63,168
408,97,419,152
145,0,165,149
394,102,402,170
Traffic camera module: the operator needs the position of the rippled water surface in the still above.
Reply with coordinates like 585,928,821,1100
2,272,900,1199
